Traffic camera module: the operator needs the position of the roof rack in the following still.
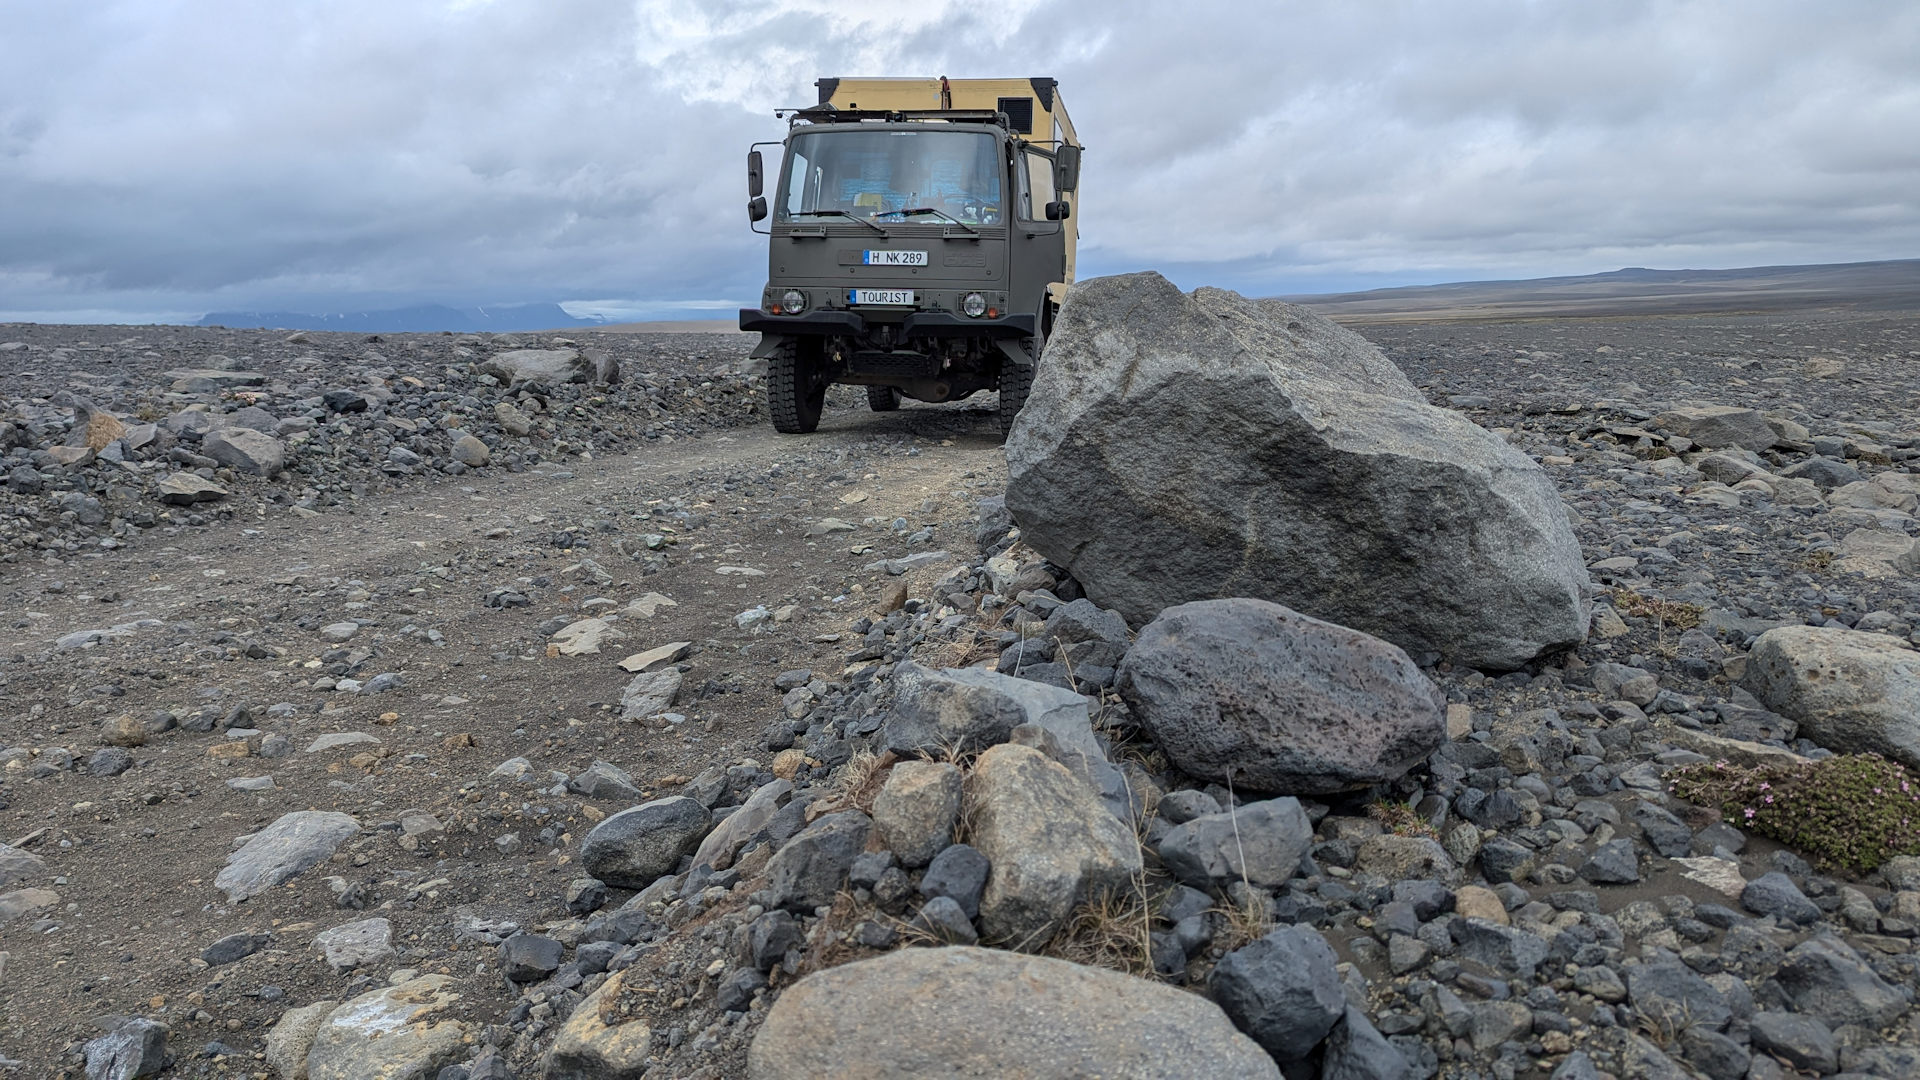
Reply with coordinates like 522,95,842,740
777,105,1010,128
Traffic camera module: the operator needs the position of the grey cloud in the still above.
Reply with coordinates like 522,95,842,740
1,0,1917,321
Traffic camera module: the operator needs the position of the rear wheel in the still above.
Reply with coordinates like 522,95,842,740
769,338,829,434
866,384,902,412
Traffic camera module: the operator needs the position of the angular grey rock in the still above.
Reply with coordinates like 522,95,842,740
1740,871,1821,925
1749,1011,1837,1075
313,918,394,972
202,427,287,475
881,662,1093,757
618,668,682,719
1209,924,1346,1061
499,932,564,982
967,743,1142,948
1651,405,1781,450
909,895,980,945
83,1018,168,1080
201,930,271,967
1158,796,1313,890
1780,456,1862,490
1119,599,1446,794
1627,961,1732,1033
579,796,711,889
1775,935,1907,1029
871,760,963,868
764,810,871,913
215,811,359,901
975,494,1013,554
919,843,990,920
1452,919,1549,980
691,778,790,871
1005,272,1591,670
480,348,585,385
1579,839,1641,884
1742,625,1920,767
155,472,228,505
0,843,46,891
1320,1005,1415,1080
747,947,1279,1080
568,759,643,802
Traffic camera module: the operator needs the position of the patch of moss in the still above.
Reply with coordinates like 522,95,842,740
1668,753,1920,873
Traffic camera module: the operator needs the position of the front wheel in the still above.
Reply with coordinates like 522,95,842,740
866,385,902,412
769,338,829,434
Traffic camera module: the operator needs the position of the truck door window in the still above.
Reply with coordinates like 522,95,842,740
1018,148,1056,221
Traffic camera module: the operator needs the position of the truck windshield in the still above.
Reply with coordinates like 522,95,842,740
778,130,1004,226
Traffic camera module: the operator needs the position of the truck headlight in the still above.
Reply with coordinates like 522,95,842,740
962,292,988,318
781,289,807,314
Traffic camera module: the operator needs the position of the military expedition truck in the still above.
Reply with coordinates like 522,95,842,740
740,76,1082,434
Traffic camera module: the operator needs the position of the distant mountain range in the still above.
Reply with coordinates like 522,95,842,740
1285,258,1920,322
197,302,603,333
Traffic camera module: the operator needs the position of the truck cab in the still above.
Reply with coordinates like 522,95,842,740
740,76,1082,434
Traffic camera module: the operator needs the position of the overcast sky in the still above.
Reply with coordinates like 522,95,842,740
2,0,1917,323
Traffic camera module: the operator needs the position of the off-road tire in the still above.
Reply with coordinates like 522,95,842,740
997,335,1039,436
866,385,902,412
769,338,829,434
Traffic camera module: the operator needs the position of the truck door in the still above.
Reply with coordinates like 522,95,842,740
1008,145,1066,320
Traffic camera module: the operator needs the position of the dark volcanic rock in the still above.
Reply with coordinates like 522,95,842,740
1119,598,1446,794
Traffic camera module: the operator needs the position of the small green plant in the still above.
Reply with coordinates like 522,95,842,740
1367,799,1439,840
1668,753,1920,873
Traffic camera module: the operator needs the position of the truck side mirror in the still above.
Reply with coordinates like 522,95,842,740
1044,200,1071,221
748,196,768,223
1054,145,1081,193
747,150,764,198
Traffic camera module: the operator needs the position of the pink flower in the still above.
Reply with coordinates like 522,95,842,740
1744,807,1756,820
1764,794,1774,804
1758,782,1771,791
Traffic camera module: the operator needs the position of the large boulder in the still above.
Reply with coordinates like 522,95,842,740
747,947,1279,1079
967,743,1142,949
1741,626,1920,767
1004,272,1590,671
1119,598,1446,794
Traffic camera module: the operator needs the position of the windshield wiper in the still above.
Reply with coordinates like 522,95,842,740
881,207,978,234
794,209,888,237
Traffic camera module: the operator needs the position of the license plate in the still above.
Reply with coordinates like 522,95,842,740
848,289,915,305
862,250,928,266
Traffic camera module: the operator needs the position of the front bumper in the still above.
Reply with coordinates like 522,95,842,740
739,308,1035,339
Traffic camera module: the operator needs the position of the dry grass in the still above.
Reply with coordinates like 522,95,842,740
1609,589,1705,630
1043,887,1155,976
1804,549,1835,573
1212,887,1275,955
